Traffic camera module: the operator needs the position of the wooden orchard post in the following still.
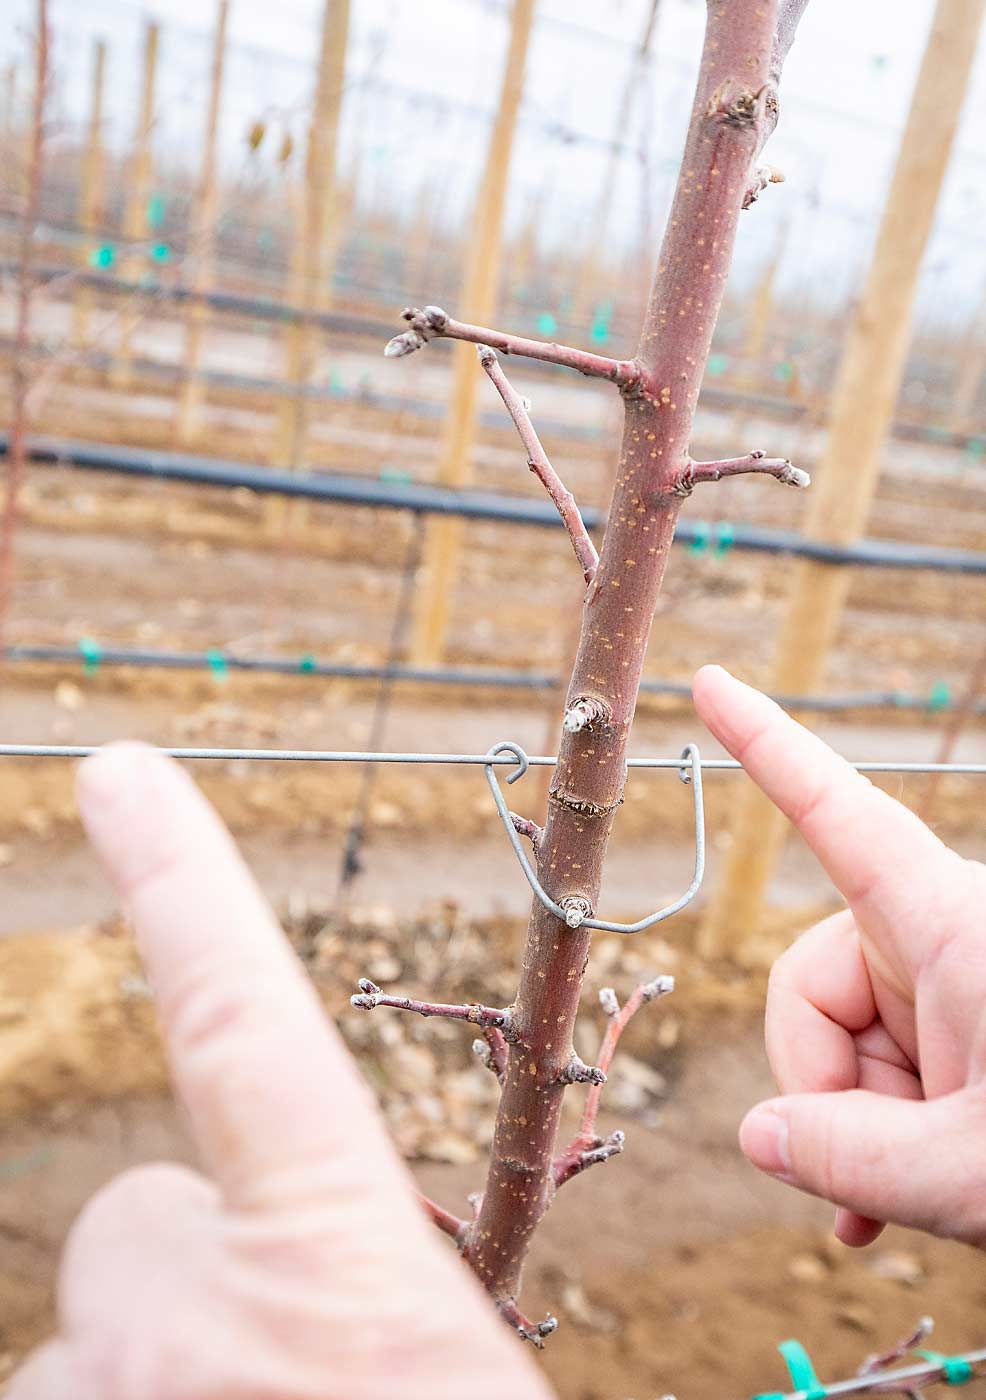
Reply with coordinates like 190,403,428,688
267,0,349,532
409,0,536,664
2,63,16,144
115,19,159,388
741,217,788,381
72,39,107,349
175,0,230,445
699,0,986,961
919,634,986,824
949,273,986,433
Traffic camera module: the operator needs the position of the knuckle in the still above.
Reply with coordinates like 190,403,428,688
160,955,261,1061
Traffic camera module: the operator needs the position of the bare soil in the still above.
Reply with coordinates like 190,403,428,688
0,312,984,1397
1,916,984,1400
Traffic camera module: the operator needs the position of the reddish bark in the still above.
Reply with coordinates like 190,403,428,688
478,345,599,584
368,0,810,1337
464,0,782,1313
386,303,639,387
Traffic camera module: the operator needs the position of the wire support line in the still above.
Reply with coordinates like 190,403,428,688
0,744,984,775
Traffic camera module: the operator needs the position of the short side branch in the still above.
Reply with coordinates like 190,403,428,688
352,979,513,1034
478,345,599,585
473,1026,509,1081
562,695,612,735
553,975,674,1189
384,304,639,389
419,1193,468,1247
553,1129,625,1188
556,1055,606,1087
671,450,810,497
743,0,811,207
509,811,542,855
497,1299,559,1349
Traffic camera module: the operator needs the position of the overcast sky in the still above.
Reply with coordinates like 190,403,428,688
5,0,986,327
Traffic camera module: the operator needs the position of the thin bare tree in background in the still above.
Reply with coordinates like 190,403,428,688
0,0,48,654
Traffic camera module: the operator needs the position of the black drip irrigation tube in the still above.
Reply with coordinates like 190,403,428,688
5,259,984,455
5,644,979,718
7,432,986,575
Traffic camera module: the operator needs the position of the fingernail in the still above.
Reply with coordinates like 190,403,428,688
739,1101,795,1182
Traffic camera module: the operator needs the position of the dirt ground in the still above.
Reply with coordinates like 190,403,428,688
1,915,985,1400
1,302,985,1397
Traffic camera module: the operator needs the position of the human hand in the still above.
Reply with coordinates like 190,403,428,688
693,665,986,1250
8,744,554,1400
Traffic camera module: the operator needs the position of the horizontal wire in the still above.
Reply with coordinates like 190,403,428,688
0,744,983,774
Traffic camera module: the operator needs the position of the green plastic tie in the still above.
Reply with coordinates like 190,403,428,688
590,299,613,345
774,360,794,383
715,521,735,557
151,242,171,264
536,311,558,337
206,649,229,680
689,521,710,555
915,1351,973,1386
78,638,102,675
146,194,166,228
928,681,951,712
778,1338,827,1400
90,244,115,270
298,654,316,673
706,352,729,378
966,437,986,461
379,466,413,485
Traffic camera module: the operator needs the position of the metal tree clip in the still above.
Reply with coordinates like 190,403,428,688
484,740,705,934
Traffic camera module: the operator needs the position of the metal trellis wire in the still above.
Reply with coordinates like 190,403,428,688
3,742,982,936
1,745,984,773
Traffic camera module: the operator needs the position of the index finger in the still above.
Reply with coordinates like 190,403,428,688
76,743,409,1214
692,666,953,958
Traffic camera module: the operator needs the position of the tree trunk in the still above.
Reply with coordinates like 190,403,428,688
464,0,779,1309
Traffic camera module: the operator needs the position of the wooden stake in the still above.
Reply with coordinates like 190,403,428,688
115,20,159,388
698,0,986,962
949,272,986,434
742,217,789,380
175,0,230,445
919,635,986,825
1,62,16,143
268,0,349,532
409,0,536,664
72,39,107,349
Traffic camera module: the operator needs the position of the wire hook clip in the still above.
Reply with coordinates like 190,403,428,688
484,739,705,934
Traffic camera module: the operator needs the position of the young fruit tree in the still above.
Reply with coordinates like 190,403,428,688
354,0,810,1344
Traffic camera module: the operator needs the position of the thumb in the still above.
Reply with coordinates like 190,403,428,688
739,1089,986,1245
